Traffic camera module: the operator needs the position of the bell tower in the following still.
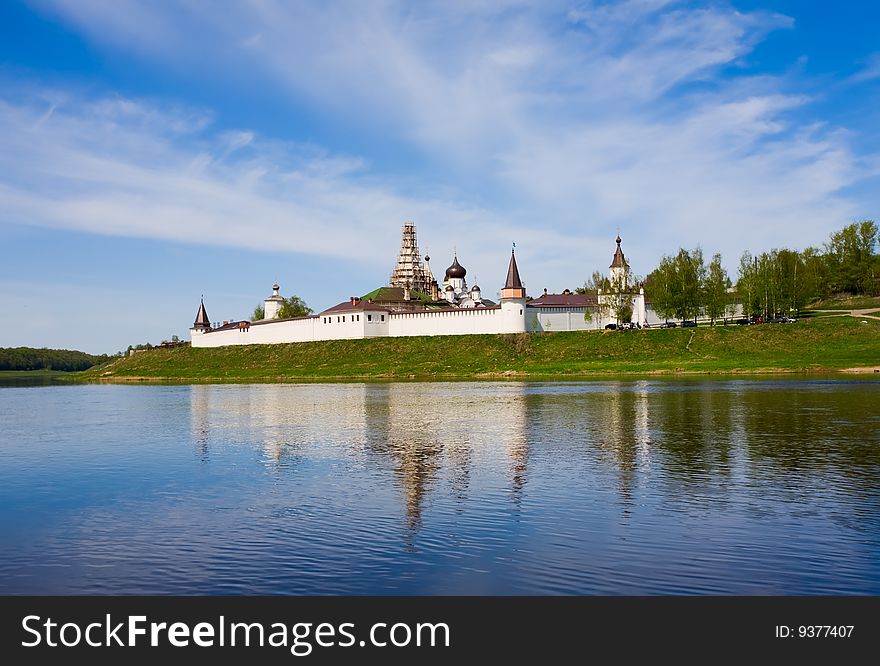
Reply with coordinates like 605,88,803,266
610,234,630,289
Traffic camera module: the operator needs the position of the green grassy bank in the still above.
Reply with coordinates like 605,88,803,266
77,316,880,382
807,295,880,310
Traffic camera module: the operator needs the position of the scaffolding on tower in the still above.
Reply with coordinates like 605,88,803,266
389,222,434,296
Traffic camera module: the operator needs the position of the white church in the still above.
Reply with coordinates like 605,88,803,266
190,224,652,348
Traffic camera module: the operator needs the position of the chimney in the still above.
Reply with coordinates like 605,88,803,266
350,296,360,306
544,288,548,296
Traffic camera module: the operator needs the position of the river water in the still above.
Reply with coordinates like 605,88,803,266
1,379,878,594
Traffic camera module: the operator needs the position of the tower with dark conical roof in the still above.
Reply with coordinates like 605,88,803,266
191,297,211,334
501,247,526,300
499,245,527,332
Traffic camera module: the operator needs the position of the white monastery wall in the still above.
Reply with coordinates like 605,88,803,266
193,302,531,348
388,301,526,337
527,308,599,332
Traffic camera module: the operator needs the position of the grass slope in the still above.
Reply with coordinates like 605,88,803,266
79,317,880,382
807,295,880,310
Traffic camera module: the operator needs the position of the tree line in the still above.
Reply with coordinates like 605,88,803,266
641,220,878,323
0,347,111,372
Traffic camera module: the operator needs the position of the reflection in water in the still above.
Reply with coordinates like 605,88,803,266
1,378,878,594
189,383,531,543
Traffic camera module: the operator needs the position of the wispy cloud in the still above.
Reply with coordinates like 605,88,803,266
0,92,497,259
848,52,880,84
11,0,879,279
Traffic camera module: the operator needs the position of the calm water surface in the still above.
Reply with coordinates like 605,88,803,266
1,379,878,594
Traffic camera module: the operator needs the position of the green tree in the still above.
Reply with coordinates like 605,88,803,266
825,220,878,294
673,247,705,322
645,256,677,323
576,270,611,295
277,295,313,319
736,252,760,318
774,248,808,315
800,247,830,302
0,347,109,371
703,253,730,324
252,303,265,321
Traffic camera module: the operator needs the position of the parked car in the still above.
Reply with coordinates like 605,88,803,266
735,318,751,325
658,321,677,328
682,320,697,328
604,323,617,330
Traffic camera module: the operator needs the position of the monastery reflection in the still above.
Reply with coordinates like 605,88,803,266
189,383,372,468
190,384,212,463
596,383,643,514
189,382,532,544
363,382,530,544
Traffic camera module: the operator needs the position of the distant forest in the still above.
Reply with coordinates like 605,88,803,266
0,347,111,372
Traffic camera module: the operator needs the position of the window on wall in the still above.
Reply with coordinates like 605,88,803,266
381,315,385,322
356,315,360,322
368,315,372,322
343,316,346,322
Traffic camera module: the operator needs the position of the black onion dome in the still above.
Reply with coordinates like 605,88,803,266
445,255,467,280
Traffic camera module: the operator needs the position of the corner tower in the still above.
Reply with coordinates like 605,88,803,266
191,297,212,338
499,247,527,332
501,247,526,300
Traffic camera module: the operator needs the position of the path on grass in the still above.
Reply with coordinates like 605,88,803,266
850,308,880,320
814,308,880,321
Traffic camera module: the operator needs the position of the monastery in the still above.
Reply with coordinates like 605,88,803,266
190,223,651,348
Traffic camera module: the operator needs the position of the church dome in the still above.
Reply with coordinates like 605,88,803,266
445,255,466,280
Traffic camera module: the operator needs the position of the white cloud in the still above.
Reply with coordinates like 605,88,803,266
0,91,593,299
849,52,880,84
12,0,880,281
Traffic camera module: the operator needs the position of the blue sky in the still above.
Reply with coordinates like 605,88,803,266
1,0,878,354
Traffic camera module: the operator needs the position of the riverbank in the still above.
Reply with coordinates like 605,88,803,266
0,369,73,379
75,316,880,382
